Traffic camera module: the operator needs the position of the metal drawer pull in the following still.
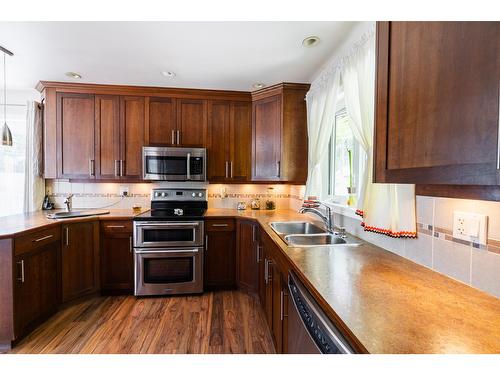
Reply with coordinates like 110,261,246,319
280,290,284,321
17,260,25,283
33,234,53,242
230,161,233,179
89,159,95,176
64,227,69,246
225,161,229,179
120,160,124,177
176,130,180,145
256,245,260,263
115,160,120,177
211,223,228,227
129,236,133,253
107,225,125,228
205,235,209,252
276,160,281,177
171,130,175,145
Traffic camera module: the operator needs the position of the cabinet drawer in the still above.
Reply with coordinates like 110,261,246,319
101,220,133,236
14,226,61,256
205,219,235,232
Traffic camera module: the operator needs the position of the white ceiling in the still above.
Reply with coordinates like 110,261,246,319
0,22,357,91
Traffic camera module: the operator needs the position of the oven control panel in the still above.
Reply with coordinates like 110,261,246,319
151,188,206,201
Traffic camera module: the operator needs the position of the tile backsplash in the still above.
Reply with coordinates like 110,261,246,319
45,180,500,298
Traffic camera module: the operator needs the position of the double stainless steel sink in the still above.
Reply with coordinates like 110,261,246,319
269,221,360,247
46,210,110,219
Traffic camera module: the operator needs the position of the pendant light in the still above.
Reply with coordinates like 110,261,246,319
1,46,14,146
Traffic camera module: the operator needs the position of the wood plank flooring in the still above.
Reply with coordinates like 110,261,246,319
9,290,275,354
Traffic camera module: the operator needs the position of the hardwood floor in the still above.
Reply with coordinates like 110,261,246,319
9,291,276,354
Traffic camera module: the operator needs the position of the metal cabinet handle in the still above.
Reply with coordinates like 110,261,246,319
264,259,268,284
115,160,120,177
33,234,53,243
129,236,133,253
225,161,229,179
205,235,208,252
107,225,125,228
276,161,281,178
211,223,228,227
230,161,233,179
171,129,175,145
176,130,180,145
280,290,284,321
256,245,260,263
17,260,25,283
89,159,95,176
120,160,124,177
64,227,69,246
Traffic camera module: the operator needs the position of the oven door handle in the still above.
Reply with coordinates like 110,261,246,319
186,152,191,180
134,248,200,255
136,222,200,227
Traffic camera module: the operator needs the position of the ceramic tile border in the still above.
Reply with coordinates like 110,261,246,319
50,193,149,198
208,193,291,199
419,222,497,253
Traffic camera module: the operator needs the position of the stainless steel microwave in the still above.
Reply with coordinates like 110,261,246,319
142,147,206,181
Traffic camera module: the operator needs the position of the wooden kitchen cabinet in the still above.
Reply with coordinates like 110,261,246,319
251,83,310,183
375,21,500,186
13,235,59,340
120,96,145,180
56,92,96,179
100,221,134,294
176,99,208,147
95,95,121,180
204,219,236,289
148,97,177,146
208,100,251,182
236,220,259,293
61,221,99,303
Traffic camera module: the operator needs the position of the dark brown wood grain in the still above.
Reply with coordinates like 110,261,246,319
147,97,177,146
204,219,236,289
374,21,500,186
95,95,121,180
230,101,252,182
176,99,208,147
208,101,231,181
42,88,57,179
236,220,259,293
120,96,145,181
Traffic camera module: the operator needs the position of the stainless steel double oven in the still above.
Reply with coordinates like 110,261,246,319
133,188,207,296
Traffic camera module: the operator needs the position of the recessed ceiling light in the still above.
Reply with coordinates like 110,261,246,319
161,71,176,78
65,72,82,79
252,83,265,90
302,36,320,48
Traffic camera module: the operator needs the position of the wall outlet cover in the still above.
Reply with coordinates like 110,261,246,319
452,211,488,245
119,185,130,197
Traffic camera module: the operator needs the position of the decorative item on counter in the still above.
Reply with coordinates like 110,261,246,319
132,204,142,214
237,201,247,210
265,187,276,210
42,195,54,210
220,187,228,199
250,197,260,210
346,146,356,207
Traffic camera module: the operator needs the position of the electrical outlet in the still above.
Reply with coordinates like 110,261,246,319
119,185,130,197
453,211,488,245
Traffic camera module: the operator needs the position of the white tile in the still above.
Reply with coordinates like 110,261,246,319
416,195,434,225
358,230,406,257
471,249,500,298
405,234,433,268
433,238,471,284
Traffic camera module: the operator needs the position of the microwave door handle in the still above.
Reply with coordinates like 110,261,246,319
187,153,191,180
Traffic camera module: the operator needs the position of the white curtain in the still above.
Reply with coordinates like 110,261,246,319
304,70,341,198
23,101,45,212
341,32,416,237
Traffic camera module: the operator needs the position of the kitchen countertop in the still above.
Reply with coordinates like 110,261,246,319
1,207,499,353
206,208,500,354
0,209,148,239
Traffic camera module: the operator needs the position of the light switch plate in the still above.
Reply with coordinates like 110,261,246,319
453,211,488,245
119,185,130,197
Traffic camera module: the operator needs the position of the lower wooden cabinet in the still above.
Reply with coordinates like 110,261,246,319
204,219,236,289
61,221,99,303
100,221,134,294
13,241,59,340
237,220,259,293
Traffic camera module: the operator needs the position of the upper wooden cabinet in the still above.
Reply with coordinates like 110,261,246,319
251,83,310,183
56,92,96,179
374,21,500,186
208,100,251,182
120,96,145,180
148,97,177,145
95,95,120,180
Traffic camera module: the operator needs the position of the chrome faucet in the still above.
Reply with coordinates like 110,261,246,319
64,194,73,212
299,203,334,234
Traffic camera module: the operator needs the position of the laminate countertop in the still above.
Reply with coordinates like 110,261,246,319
206,208,500,354
1,208,499,353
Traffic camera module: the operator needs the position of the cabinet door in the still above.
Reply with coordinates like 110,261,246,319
148,97,177,146
14,244,58,338
230,101,251,181
271,267,284,353
100,222,133,294
264,257,274,329
56,92,95,179
237,220,259,293
120,96,145,181
204,230,236,288
208,101,231,181
95,95,121,180
176,99,208,147
61,222,99,303
375,21,500,185
252,95,282,181
258,242,265,306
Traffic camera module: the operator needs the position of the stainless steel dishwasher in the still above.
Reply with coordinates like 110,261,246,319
287,272,354,354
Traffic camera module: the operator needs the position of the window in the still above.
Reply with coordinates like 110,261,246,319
0,105,27,217
323,107,361,205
